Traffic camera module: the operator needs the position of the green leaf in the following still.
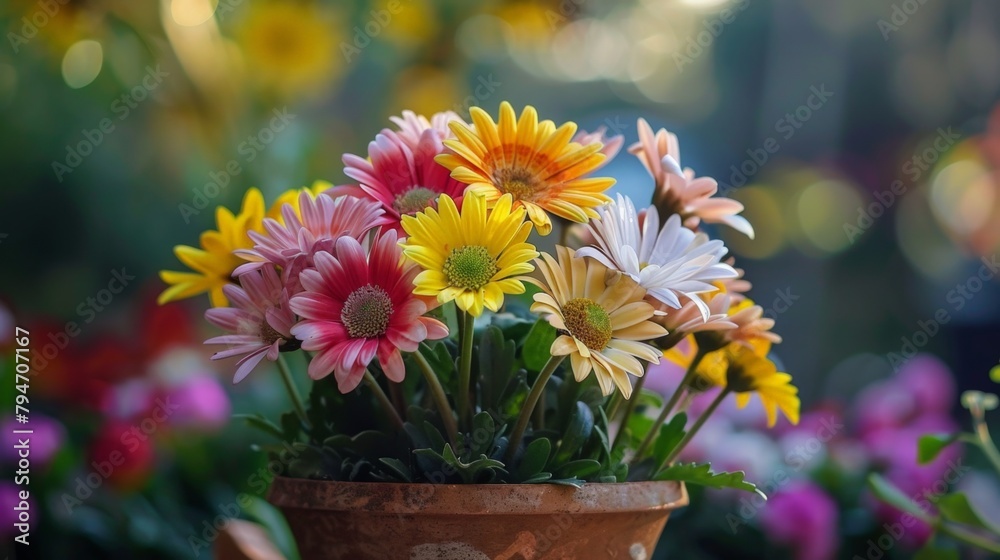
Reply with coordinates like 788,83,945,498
990,365,1000,384
936,492,1000,533
232,413,284,440
468,412,497,458
868,473,930,520
655,462,763,497
521,472,553,484
554,459,602,479
522,319,557,372
913,546,959,560
652,413,688,465
378,458,413,483
634,389,665,410
516,438,552,480
239,497,303,560
552,401,594,465
917,433,957,465
478,326,517,411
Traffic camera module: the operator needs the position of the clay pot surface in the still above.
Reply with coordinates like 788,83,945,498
268,477,688,559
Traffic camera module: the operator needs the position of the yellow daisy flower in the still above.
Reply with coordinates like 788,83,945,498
530,246,667,398
159,189,265,307
665,337,799,427
665,335,772,390
400,193,538,317
724,344,800,427
435,102,615,236
237,2,342,98
267,180,332,222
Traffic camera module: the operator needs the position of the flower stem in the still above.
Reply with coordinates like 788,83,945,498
937,522,1000,554
363,370,404,431
277,354,311,430
633,350,706,460
457,310,475,430
611,372,647,452
414,348,459,446
659,387,730,470
505,355,566,464
970,404,1000,475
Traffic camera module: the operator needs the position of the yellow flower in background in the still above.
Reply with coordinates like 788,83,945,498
237,2,342,98
401,193,537,317
436,102,615,235
724,343,800,427
267,180,332,222
159,188,265,307
373,0,437,47
389,66,463,120
530,246,667,398
664,337,798,427
665,335,771,389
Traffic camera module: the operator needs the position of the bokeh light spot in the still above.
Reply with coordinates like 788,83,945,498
61,40,103,89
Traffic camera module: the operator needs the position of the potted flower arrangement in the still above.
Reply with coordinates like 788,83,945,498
159,103,800,559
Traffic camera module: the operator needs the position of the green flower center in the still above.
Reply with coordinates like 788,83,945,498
443,245,498,290
494,167,540,201
341,284,393,338
562,298,613,351
393,187,439,215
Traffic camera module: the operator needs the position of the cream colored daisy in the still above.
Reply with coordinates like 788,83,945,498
530,246,667,398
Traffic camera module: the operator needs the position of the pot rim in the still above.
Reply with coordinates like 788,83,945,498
268,476,689,515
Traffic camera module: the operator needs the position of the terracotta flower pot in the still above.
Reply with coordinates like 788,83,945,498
268,477,688,560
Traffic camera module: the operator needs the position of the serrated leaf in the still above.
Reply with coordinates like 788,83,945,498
655,462,763,497
516,438,552,480
232,414,285,440
917,433,956,465
548,478,585,488
936,492,1000,533
652,413,687,465
378,458,413,483
523,319,557,372
868,473,929,520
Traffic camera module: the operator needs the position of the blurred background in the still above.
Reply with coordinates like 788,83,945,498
1,0,999,558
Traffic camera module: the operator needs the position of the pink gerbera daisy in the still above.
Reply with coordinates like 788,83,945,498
630,118,755,238
289,230,449,392
333,111,469,233
234,191,390,290
573,125,625,171
205,267,297,383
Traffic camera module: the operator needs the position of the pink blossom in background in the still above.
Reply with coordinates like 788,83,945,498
761,481,838,560
0,481,32,538
896,354,955,414
160,374,231,432
1,414,64,467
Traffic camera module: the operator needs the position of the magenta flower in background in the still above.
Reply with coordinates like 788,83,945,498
0,301,13,347
205,266,297,383
0,481,32,538
896,354,955,414
760,481,838,560
160,374,231,432
1,414,64,467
